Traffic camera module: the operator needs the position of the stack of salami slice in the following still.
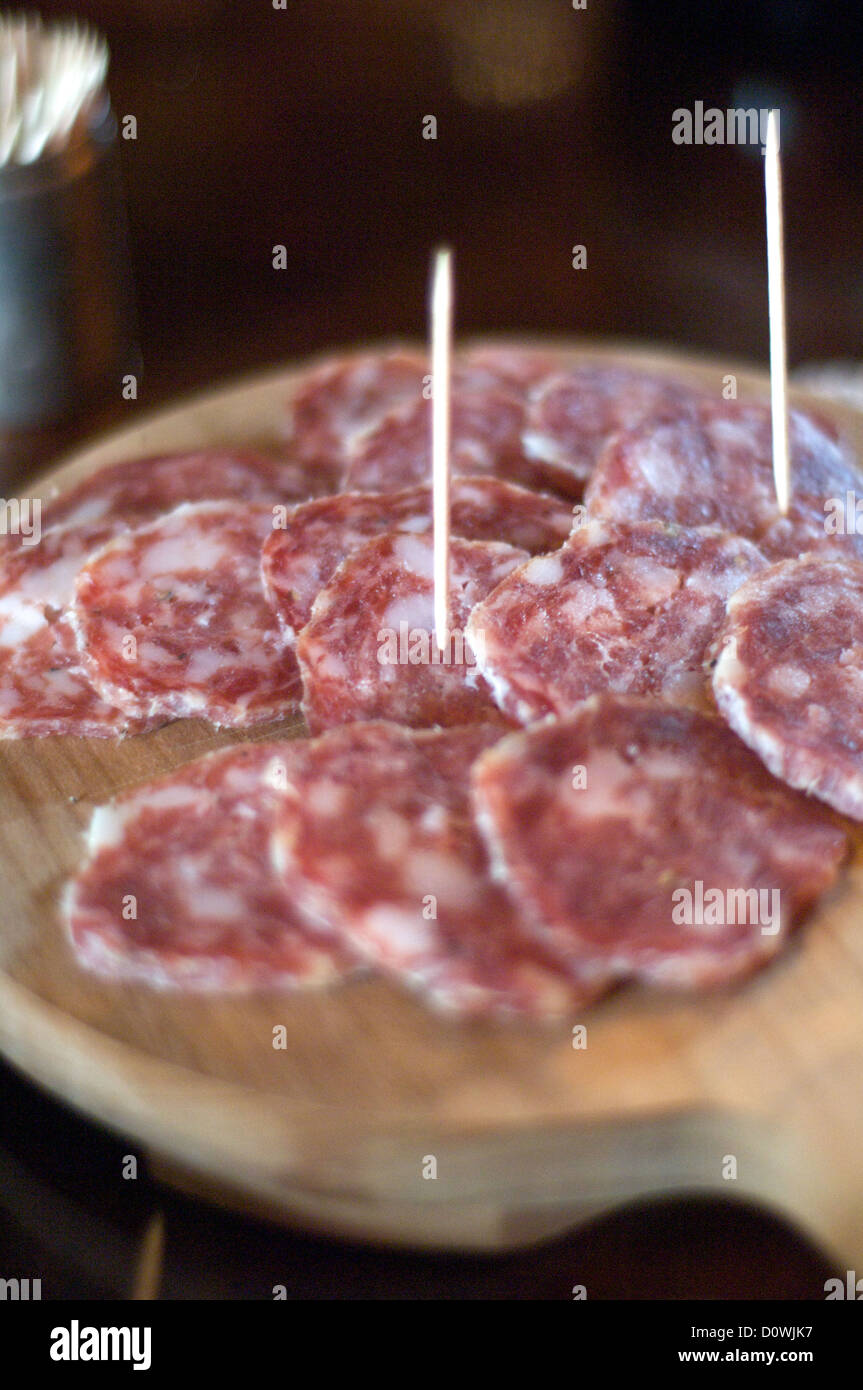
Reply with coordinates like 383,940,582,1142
9,344,859,1019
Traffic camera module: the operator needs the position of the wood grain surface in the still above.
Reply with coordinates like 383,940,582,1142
2,341,862,1256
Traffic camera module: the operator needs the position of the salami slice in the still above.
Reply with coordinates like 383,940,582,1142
64,742,356,989
0,618,152,739
586,398,863,561
297,531,527,732
472,696,847,988
456,344,565,394
261,477,573,640
286,346,567,489
0,450,322,739
0,522,155,738
467,520,767,722
4,451,316,646
270,721,608,1018
711,554,863,820
341,385,542,494
44,449,324,534
71,501,302,728
0,521,108,649
285,350,428,479
522,363,700,498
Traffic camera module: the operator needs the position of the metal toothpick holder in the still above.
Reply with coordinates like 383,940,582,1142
0,19,138,429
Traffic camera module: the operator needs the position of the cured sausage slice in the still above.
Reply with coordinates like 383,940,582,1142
586,398,863,560
285,350,428,480
270,721,608,1018
0,618,152,739
711,554,863,820
0,521,109,650
341,386,542,494
4,451,316,647
472,695,847,988
260,477,573,640
0,450,321,738
297,532,527,732
522,363,700,498
71,501,302,728
65,742,356,989
44,449,324,534
286,346,566,490
342,362,705,500
467,520,767,722
0,523,155,737
455,344,565,394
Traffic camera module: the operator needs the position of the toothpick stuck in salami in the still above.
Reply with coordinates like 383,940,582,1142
430,246,453,653
765,108,791,516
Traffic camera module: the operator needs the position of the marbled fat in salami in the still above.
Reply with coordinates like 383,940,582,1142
455,344,566,394
270,721,608,1018
261,477,573,640
0,520,111,649
71,501,302,728
341,385,542,494
586,398,863,560
0,523,154,737
472,695,847,988
0,618,152,739
43,449,324,533
10,452,318,637
467,520,767,722
297,531,527,732
65,742,356,989
522,363,701,499
0,450,321,738
285,350,428,481
711,554,863,820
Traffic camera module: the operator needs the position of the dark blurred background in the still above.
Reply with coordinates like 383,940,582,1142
27,0,863,404
3,0,862,1299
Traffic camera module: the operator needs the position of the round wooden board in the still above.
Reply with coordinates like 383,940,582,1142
3,339,863,1256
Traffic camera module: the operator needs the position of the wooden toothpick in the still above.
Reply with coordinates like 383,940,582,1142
131,1210,165,1301
765,107,790,515
430,246,453,652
